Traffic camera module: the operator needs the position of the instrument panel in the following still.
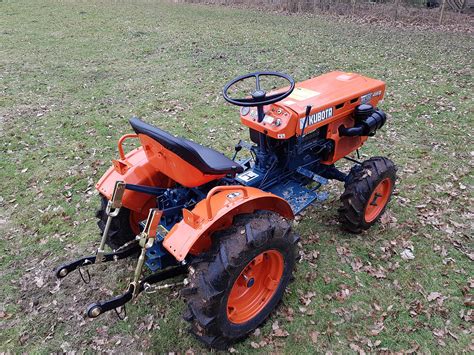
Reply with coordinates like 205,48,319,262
240,105,296,140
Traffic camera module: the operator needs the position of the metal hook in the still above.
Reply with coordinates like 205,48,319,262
78,266,91,284
114,305,127,320
143,282,156,294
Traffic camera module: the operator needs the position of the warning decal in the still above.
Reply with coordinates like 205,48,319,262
288,87,320,101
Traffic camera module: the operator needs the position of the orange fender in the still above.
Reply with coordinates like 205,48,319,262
162,186,294,261
95,142,172,214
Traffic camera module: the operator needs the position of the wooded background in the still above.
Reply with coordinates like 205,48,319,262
176,0,473,25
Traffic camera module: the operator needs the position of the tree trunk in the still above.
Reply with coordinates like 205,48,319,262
439,0,446,24
394,0,401,21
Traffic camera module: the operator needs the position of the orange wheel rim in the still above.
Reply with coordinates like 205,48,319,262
364,177,392,223
227,250,284,324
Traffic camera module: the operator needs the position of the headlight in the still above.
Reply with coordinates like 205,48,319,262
240,107,250,116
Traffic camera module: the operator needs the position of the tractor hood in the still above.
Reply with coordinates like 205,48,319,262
240,71,386,139
276,71,385,116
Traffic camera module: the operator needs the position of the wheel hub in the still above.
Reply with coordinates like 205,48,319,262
246,278,255,288
370,192,382,206
364,177,392,222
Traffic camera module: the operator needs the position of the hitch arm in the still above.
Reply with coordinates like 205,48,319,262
86,265,187,318
54,243,140,279
86,208,173,318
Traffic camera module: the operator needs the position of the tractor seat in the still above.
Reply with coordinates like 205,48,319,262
129,117,243,175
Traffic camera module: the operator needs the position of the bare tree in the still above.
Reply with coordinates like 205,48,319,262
394,0,401,21
439,0,446,24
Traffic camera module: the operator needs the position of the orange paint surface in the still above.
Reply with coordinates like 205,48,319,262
96,146,171,213
240,71,385,141
163,186,293,261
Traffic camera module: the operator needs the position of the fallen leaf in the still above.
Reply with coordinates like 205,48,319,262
350,343,366,355
369,321,385,335
310,331,319,344
401,249,415,260
250,341,260,349
34,276,44,288
273,328,289,337
364,265,386,279
447,330,458,340
351,257,363,272
427,292,442,302
443,257,455,265
334,286,352,301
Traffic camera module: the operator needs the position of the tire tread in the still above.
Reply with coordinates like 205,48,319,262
338,157,397,233
181,211,298,349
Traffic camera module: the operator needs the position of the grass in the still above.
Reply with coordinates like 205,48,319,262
1,0,473,353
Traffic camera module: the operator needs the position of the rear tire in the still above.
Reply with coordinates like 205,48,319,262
181,211,299,349
96,196,141,250
338,156,397,233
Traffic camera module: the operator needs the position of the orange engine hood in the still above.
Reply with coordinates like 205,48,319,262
240,71,386,139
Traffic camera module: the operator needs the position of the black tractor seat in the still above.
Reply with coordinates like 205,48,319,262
129,117,243,176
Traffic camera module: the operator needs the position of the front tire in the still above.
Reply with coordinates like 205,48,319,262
181,211,299,349
338,156,397,233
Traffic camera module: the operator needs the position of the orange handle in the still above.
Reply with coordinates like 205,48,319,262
117,134,138,160
205,186,248,220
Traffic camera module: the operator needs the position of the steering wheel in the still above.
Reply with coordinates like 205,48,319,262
222,71,295,108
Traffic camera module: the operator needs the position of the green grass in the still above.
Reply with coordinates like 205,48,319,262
1,0,473,353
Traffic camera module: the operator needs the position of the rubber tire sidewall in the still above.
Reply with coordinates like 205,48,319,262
339,157,397,233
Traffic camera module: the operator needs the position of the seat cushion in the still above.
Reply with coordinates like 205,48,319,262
129,117,243,176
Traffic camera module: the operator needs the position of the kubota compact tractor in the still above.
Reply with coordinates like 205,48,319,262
55,71,396,349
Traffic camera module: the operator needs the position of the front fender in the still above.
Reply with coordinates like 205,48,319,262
162,186,294,261
95,146,172,213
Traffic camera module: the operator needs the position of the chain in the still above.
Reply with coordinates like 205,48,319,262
143,281,185,294
114,239,139,253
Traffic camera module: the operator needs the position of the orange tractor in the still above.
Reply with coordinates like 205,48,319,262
55,71,396,349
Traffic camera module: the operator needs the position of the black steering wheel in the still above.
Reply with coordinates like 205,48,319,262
222,71,295,108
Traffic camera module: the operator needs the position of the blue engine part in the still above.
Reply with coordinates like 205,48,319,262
141,187,206,272
145,230,176,272
139,125,348,272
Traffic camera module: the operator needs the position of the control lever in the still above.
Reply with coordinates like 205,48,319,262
232,143,242,161
298,105,312,151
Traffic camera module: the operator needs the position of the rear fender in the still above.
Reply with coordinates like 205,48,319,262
95,145,173,213
162,186,294,261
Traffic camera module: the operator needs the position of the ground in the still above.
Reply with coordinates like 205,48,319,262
0,1,473,353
